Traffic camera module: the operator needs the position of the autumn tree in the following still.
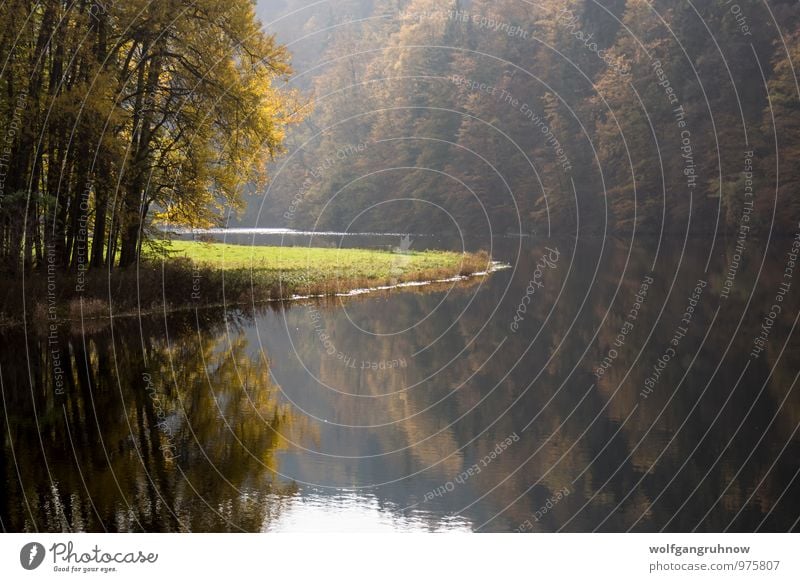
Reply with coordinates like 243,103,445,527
0,0,300,272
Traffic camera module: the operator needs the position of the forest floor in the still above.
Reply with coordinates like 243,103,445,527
2,241,493,328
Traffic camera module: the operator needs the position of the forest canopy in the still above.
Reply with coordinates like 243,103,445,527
251,0,800,240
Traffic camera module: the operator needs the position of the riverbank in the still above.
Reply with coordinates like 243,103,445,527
1,241,494,328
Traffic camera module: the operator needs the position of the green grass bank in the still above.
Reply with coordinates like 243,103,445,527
3,241,493,327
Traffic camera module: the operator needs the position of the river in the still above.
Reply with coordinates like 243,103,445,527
1,232,799,532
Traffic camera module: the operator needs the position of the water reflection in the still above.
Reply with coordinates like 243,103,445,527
0,314,299,532
263,493,472,532
2,235,800,532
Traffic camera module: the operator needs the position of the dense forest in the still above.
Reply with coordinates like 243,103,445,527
0,0,299,273
250,0,800,238
2,0,799,274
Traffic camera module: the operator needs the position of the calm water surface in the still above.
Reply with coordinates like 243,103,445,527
2,233,799,532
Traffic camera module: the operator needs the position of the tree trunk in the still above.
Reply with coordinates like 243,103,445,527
119,39,164,268
90,194,108,268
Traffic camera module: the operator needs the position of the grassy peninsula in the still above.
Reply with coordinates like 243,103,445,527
164,240,492,303
3,241,492,327
167,240,490,292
